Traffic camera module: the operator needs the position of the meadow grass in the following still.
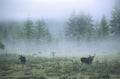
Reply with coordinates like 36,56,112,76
0,53,120,79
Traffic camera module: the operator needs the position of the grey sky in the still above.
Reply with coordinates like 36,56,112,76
0,0,115,21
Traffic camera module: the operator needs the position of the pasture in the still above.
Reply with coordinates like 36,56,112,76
0,53,120,79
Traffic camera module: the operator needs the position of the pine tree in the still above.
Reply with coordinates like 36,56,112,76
99,16,109,38
36,19,52,42
24,19,33,39
110,0,120,36
65,12,93,41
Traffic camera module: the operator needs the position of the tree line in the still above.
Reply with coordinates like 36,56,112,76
0,19,52,43
65,0,120,41
0,0,120,43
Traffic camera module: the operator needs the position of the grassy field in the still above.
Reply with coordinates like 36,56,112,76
0,53,120,79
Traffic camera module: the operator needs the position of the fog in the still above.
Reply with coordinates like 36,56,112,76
0,0,114,21
0,0,120,57
0,0,115,36
4,37,120,57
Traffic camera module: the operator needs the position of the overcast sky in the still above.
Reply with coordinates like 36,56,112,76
0,0,115,21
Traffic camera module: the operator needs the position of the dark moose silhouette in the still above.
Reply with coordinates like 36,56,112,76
80,54,96,64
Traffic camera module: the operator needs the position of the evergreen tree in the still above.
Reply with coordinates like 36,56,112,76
99,15,109,38
36,19,52,42
24,19,33,39
94,21,100,40
0,23,8,40
12,24,24,40
110,0,120,36
65,12,94,41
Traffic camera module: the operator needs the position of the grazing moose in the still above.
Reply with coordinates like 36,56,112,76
19,55,26,67
80,54,96,64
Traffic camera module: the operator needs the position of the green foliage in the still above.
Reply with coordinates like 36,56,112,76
98,16,109,38
23,19,52,42
35,19,52,42
0,41,5,50
65,12,94,41
94,21,100,40
24,19,34,39
0,22,8,40
110,0,120,36
12,25,25,40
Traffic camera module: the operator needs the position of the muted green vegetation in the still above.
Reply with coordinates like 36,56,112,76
0,0,120,43
0,53,120,79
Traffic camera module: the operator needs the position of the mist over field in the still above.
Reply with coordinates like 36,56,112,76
3,37,120,57
0,0,120,57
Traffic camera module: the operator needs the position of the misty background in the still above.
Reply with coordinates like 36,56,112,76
0,0,120,57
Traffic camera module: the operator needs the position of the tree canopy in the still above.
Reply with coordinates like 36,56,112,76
65,13,94,41
110,0,120,36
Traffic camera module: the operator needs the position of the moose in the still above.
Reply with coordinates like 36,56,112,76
80,54,96,64
19,55,26,67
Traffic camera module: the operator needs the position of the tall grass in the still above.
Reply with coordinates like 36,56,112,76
0,53,120,79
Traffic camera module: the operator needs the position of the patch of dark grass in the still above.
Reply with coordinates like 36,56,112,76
16,76,46,79
60,75,69,79
24,72,32,75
